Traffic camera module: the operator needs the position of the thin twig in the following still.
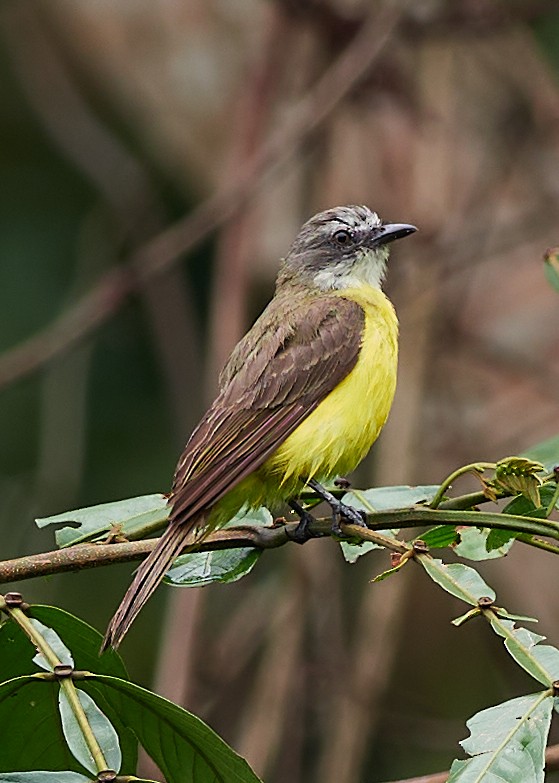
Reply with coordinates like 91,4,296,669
430,463,495,509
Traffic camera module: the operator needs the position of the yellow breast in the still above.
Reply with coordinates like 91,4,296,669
269,286,398,485
212,286,398,523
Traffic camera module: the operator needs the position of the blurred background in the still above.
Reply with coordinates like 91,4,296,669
1,0,559,781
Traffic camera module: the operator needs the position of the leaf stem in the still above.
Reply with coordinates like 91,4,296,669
0,597,59,670
438,490,496,510
366,507,559,541
430,462,496,509
59,678,110,773
545,482,559,516
0,595,110,773
340,524,409,553
516,533,559,556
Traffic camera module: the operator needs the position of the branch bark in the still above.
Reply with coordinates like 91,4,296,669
3,503,559,585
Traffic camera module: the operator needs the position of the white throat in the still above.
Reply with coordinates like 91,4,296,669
312,247,389,291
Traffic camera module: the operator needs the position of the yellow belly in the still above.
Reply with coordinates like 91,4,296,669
213,286,398,524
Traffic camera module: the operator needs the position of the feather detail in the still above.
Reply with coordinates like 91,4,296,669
103,291,368,649
101,522,198,651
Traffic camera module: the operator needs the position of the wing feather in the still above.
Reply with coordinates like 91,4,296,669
169,294,365,527
103,293,366,650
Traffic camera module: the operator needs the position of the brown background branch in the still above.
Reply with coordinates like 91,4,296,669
0,3,403,390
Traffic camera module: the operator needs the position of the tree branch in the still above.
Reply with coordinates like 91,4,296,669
3,504,559,585
0,519,401,584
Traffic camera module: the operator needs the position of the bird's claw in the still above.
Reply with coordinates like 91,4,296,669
330,504,367,537
287,505,320,544
340,503,368,528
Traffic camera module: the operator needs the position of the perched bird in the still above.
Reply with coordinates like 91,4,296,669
103,205,416,650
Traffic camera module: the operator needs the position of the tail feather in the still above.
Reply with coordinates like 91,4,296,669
101,523,193,652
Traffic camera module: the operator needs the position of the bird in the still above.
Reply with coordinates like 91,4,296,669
102,204,416,650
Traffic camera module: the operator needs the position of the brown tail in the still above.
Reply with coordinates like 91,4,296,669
101,523,193,651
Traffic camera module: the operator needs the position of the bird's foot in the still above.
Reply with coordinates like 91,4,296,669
287,500,321,544
307,478,368,537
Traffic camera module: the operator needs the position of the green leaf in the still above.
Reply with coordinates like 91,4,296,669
490,618,559,686
455,527,515,561
493,609,538,624
503,495,542,518
502,483,558,518
545,260,559,292
523,436,559,473
36,494,168,547
343,484,440,511
337,485,440,562
29,607,129,679
544,247,559,293
222,505,273,529
0,677,84,774
418,525,459,549
545,264,559,291
448,692,553,783
0,620,35,685
0,608,136,774
418,558,496,606
451,605,536,628
165,548,261,586
451,608,481,627
165,506,271,585
31,608,136,772
82,674,262,783
29,618,74,671
339,540,381,563
59,687,121,774
485,528,518,552
0,773,91,782
371,558,410,582
337,487,437,562
494,457,544,506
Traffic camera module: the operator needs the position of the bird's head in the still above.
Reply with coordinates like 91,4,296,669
278,205,416,292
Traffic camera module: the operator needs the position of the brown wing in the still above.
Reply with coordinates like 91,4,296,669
102,292,365,650
169,293,365,526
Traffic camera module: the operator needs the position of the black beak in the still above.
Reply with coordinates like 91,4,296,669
371,222,417,247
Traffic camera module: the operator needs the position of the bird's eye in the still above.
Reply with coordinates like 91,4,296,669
333,229,352,246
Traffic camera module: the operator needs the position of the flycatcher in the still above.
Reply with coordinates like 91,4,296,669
103,205,416,650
